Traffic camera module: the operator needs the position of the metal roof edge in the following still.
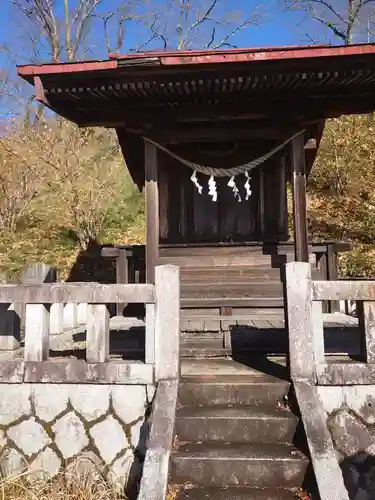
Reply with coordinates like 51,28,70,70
109,43,375,66
16,43,375,82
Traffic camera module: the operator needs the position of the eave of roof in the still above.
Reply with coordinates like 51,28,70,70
18,42,375,79
14,43,375,131
18,44,350,188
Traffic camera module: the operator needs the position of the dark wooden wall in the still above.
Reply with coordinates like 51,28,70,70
158,150,288,244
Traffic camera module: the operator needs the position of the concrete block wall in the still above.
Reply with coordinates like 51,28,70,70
318,386,375,500
0,383,155,491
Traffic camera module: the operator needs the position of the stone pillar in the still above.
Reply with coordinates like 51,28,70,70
21,263,57,341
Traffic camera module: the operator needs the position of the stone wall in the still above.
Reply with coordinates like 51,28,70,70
0,383,155,492
318,386,375,500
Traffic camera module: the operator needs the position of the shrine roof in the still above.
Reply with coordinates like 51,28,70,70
17,43,375,187
17,43,375,127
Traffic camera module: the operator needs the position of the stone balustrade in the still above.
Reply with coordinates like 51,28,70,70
286,262,375,500
0,263,180,490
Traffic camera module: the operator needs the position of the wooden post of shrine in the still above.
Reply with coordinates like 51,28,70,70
291,133,309,262
144,141,159,284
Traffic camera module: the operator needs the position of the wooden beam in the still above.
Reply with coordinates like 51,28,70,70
70,94,375,128
259,168,266,239
145,141,159,284
279,156,288,237
150,127,294,143
291,133,309,262
116,249,128,315
326,244,339,312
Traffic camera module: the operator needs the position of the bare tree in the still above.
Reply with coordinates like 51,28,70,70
284,0,375,44
10,0,145,63
8,0,145,122
136,0,263,52
0,66,31,119
0,70,8,109
100,1,141,54
11,0,104,63
0,123,46,231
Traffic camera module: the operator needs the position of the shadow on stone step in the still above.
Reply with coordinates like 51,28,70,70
231,350,289,380
341,452,375,500
229,323,362,358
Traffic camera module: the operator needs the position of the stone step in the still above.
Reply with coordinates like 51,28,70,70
180,348,231,358
175,405,298,444
170,442,308,488
181,297,284,308
181,267,282,282
180,308,285,317
160,245,297,257
174,486,300,500
159,255,276,268
180,338,230,358
179,375,290,406
181,282,283,299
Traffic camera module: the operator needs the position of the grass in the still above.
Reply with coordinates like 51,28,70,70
0,467,126,500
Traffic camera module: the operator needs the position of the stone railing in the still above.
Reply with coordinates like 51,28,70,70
285,261,375,500
0,264,180,385
2,263,96,341
286,262,375,385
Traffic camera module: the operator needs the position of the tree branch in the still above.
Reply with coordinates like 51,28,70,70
209,11,260,49
188,0,219,33
306,0,348,25
307,4,347,42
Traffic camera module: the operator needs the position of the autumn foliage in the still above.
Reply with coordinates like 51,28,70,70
0,119,144,278
0,115,374,278
308,115,375,277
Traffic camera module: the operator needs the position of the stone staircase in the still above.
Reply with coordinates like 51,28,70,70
169,372,309,499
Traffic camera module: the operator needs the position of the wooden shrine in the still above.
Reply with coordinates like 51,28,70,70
18,44,375,318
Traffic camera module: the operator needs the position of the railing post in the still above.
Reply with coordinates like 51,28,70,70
50,303,64,335
363,301,375,363
25,304,50,361
145,303,155,365
154,265,180,380
286,262,315,381
22,263,57,335
22,263,56,361
116,249,128,316
86,304,110,363
77,303,88,324
64,302,78,330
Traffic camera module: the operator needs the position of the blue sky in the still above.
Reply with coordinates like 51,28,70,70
0,0,330,68
0,0,354,116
